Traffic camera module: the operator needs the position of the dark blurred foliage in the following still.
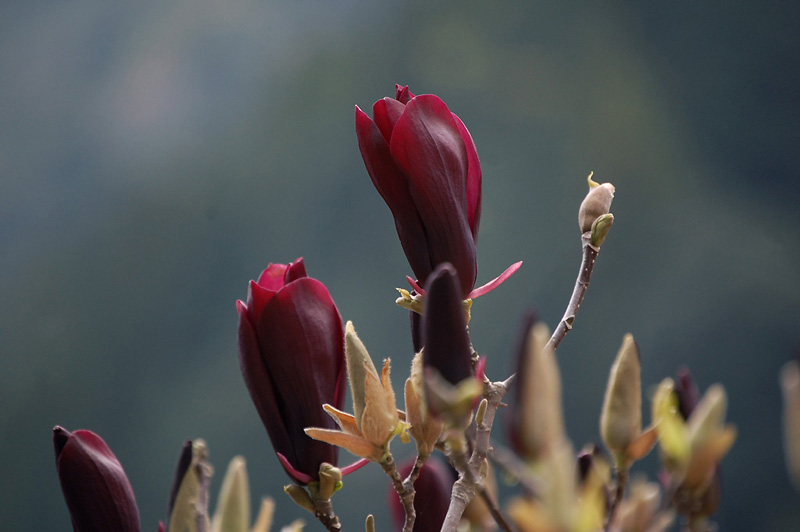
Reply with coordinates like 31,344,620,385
1,1,798,530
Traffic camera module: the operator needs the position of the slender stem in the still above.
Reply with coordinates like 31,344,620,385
381,453,416,532
441,376,512,532
404,453,427,491
312,498,342,532
546,233,600,352
487,441,541,496
193,445,213,532
604,467,628,532
478,487,515,532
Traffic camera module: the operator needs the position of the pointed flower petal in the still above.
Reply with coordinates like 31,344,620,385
237,258,345,484
53,427,140,532
356,86,482,296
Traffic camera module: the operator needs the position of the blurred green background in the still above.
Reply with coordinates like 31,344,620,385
2,1,798,530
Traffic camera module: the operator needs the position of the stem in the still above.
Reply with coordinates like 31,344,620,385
604,467,628,532
546,233,600,352
192,445,213,532
312,498,342,532
381,453,416,532
488,441,541,496
441,376,512,532
404,453,427,488
478,487,515,532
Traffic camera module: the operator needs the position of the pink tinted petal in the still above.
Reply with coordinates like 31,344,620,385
372,97,406,143
256,263,289,291
276,452,314,485
284,257,307,283
340,457,371,476
467,261,523,299
406,275,425,295
247,280,276,323
395,84,414,103
474,356,487,380
453,115,482,240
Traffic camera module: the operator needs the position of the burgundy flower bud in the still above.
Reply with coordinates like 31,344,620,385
422,263,473,385
409,307,422,354
53,426,140,532
165,440,192,527
388,458,455,532
507,309,538,456
674,366,700,420
356,84,481,297
237,258,346,484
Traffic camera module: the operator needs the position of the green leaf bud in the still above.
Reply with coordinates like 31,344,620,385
600,334,642,464
283,485,315,514
210,456,249,532
345,321,378,433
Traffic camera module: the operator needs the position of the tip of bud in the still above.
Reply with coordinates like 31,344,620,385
52,426,71,456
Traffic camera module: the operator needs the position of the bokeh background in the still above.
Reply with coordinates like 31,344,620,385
2,1,799,530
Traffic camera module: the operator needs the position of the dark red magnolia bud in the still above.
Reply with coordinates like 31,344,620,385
356,84,481,297
422,263,473,385
674,366,700,420
388,457,455,532
507,309,538,456
53,426,140,532
166,440,193,526
237,258,345,484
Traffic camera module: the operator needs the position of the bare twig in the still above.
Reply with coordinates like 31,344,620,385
546,233,600,352
441,376,513,532
404,453,426,488
478,486,515,532
604,467,628,532
487,441,541,496
381,453,416,532
312,498,342,532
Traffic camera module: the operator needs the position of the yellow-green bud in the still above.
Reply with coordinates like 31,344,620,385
210,456,249,532
250,498,275,532
284,485,315,514
168,440,213,532
345,321,378,432
600,334,642,464
316,463,343,501
517,322,566,461
590,213,615,247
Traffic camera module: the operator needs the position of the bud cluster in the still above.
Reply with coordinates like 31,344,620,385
49,84,758,532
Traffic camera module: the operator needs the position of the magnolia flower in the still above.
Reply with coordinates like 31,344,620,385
357,84,520,301
237,258,345,484
356,84,481,296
